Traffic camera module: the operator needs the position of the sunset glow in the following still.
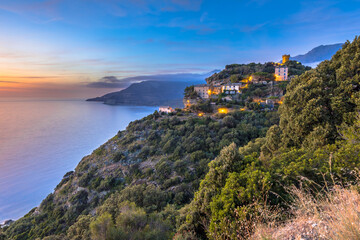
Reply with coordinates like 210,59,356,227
1,0,360,98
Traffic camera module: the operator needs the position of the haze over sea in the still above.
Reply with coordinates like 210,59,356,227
0,99,156,222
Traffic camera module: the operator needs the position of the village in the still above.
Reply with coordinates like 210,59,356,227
159,55,301,115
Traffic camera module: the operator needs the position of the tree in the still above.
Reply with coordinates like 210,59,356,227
67,215,92,240
277,36,360,150
230,75,239,83
90,213,115,240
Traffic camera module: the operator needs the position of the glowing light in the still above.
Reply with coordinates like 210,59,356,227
282,54,290,64
253,98,265,103
198,112,204,117
274,74,282,81
240,108,246,111
218,108,228,114
207,89,212,95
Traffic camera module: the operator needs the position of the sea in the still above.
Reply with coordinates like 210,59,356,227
0,99,157,222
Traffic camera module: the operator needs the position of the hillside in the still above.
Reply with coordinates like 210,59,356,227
3,109,277,239
3,37,360,240
178,37,360,239
291,43,343,63
205,61,310,85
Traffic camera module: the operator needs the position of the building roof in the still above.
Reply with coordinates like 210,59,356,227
222,83,244,86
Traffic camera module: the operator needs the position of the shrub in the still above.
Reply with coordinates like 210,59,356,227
253,186,360,240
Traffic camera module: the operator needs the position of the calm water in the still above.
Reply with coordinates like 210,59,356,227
0,100,156,222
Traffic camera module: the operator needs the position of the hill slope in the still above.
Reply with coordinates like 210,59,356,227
3,110,278,239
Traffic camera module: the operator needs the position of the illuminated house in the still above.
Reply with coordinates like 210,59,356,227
194,84,211,99
222,83,244,94
275,66,288,81
159,106,175,113
212,85,222,95
194,84,221,99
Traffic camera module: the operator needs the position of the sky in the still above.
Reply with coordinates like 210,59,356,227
0,0,360,99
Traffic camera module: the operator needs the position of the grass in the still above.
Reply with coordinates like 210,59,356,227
252,185,360,240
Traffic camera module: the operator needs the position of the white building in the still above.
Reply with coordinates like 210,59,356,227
222,83,244,95
159,106,175,113
275,66,288,81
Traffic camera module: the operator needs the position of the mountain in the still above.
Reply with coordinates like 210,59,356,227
87,72,219,108
87,80,203,108
291,43,343,63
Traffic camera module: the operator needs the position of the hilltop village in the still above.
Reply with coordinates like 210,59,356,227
159,55,310,116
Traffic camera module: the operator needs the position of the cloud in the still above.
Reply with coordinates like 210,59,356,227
86,76,129,88
95,0,203,18
86,71,214,89
0,80,20,83
200,12,208,23
240,22,268,32
183,24,216,34
0,0,63,22
169,0,203,11
0,76,60,79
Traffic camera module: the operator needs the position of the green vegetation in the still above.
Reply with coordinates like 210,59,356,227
184,86,198,99
206,61,310,85
5,37,360,240
175,36,360,239
5,107,277,239
283,60,312,75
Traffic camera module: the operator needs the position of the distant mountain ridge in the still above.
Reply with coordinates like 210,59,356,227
87,71,217,107
291,43,343,63
87,80,204,108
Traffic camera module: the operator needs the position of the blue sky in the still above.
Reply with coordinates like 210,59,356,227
0,0,360,98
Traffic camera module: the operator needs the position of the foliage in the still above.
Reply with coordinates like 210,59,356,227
184,86,198,99
177,37,360,239
270,37,360,150
206,61,310,85
5,107,277,239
